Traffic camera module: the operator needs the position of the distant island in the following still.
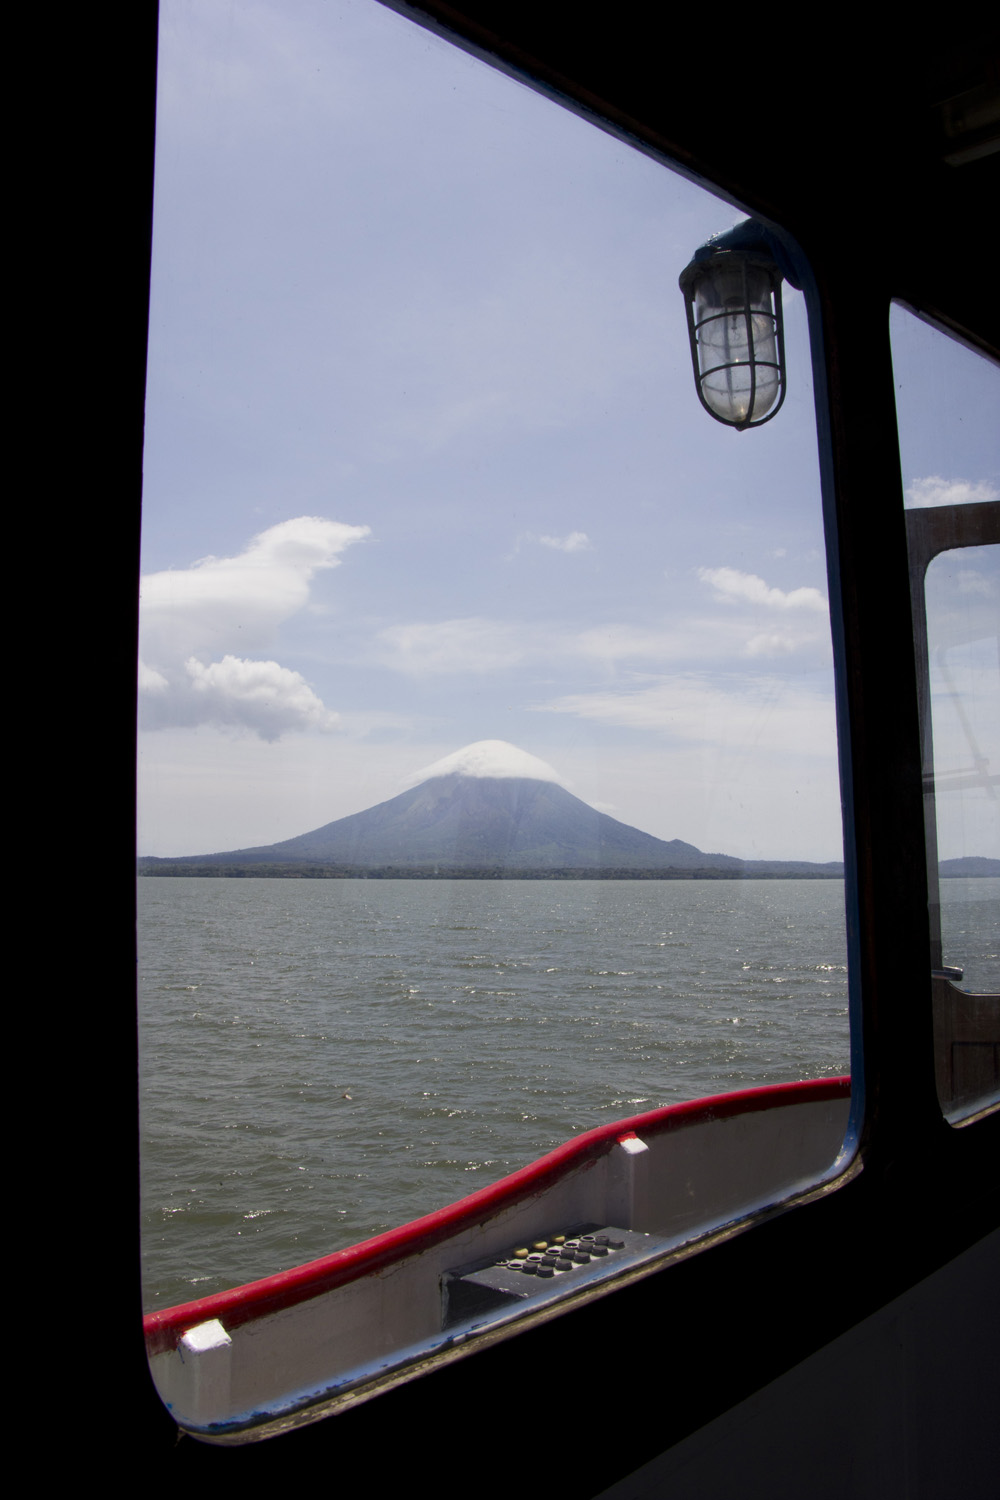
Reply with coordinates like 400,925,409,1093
138,740,998,881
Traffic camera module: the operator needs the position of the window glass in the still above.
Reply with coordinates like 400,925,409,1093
140,0,849,1351
890,307,999,514
890,303,1000,1121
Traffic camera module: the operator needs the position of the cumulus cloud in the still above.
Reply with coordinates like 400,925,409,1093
538,531,593,553
905,476,999,509
139,516,368,736
187,656,338,738
139,653,341,740
697,566,828,613
138,660,169,693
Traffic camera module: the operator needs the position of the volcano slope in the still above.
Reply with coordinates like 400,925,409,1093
144,773,757,875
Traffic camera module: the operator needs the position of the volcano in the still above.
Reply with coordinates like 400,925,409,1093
144,741,846,877
233,770,738,871
157,741,741,872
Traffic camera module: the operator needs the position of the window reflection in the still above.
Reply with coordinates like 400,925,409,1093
892,303,1000,1121
921,540,1000,1116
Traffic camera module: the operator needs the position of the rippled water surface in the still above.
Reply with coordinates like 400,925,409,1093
138,876,869,1309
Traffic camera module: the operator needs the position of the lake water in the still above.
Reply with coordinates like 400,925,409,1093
136,876,995,1310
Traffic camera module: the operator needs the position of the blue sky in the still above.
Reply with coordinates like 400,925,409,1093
138,0,997,863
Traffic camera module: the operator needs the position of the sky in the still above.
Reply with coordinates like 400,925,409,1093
138,0,999,863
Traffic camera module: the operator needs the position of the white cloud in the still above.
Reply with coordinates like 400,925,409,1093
187,656,339,738
904,476,999,509
538,531,593,553
697,566,827,613
956,569,995,597
374,604,830,679
141,516,369,662
139,516,367,736
407,739,565,785
374,616,687,676
571,625,684,662
539,673,837,759
139,655,339,740
745,632,811,657
138,659,169,693
374,618,528,676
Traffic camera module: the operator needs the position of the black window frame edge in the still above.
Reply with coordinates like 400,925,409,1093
55,2,997,1488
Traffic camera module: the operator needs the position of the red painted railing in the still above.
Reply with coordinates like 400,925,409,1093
144,1075,850,1356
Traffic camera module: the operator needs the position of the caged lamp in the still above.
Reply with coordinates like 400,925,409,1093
678,220,789,430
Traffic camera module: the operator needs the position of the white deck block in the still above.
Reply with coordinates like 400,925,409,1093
607,1131,651,1229
175,1319,233,1426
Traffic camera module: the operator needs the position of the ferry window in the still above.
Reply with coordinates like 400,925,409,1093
139,0,850,1433
890,304,1000,1121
